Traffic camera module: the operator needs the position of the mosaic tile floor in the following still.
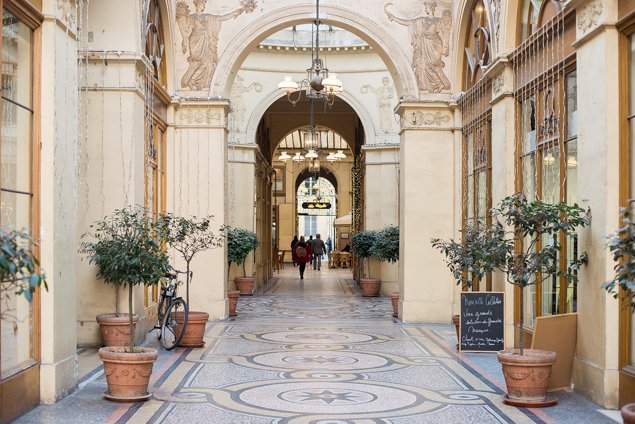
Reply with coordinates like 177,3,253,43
17,268,619,423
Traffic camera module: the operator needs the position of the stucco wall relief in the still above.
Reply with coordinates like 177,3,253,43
577,0,603,36
56,0,77,28
361,77,396,133
179,107,224,125
384,1,452,93
404,110,451,128
176,0,257,92
230,76,263,132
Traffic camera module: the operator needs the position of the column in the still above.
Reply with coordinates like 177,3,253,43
172,101,229,319
397,102,457,322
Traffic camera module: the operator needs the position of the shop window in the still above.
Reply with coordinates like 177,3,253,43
0,8,35,379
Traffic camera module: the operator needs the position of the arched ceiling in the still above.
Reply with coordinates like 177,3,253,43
260,95,361,161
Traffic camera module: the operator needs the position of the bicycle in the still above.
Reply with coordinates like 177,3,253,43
155,271,189,350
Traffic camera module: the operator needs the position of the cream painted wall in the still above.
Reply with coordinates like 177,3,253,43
40,9,79,404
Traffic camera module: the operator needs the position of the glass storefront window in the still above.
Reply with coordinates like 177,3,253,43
0,10,35,379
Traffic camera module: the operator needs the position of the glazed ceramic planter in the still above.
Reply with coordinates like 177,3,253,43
228,290,240,316
99,346,158,402
96,313,139,347
235,276,255,296
497,349,556,402
390,292,399,317
176,311,209,348
360,278,381,297
622,403,635,424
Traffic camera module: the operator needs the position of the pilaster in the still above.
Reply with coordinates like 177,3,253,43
173,100,230,319
397,102,457,322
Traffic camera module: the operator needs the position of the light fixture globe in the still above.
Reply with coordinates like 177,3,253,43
322,73,343,94
278,151,291,161
304,129,319,150
326,152,336,162
293,152,305,162
278,76,299,94
334,150,346,160
306,149,319,159
310,75,324,92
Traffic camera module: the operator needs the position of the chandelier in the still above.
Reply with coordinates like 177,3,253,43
277,0,343,106
276,0,346,169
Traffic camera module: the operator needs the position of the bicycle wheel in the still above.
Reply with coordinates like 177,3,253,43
156,297,169,340
161,298,188,350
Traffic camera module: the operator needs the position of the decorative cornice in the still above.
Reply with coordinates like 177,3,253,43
175,100,230,127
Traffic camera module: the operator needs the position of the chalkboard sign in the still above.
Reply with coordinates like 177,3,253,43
459,292,505,352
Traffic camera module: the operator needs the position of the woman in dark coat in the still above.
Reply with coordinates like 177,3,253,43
292,236,313,280
290,235,298,266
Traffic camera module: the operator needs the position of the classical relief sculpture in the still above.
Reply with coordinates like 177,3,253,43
361,77,395,133
385,1,452,93
230,75,263,132
176,0,257,91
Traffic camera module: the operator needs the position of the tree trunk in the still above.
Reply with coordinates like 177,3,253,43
243,261,246,278
186,262,191,305
115,285,120,316
519,284,524,355
128,283,134,352
366,257,371,279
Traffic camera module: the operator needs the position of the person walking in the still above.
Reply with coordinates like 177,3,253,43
326,236,332,254
292,236,313,280
312,234,326,271
308,235,314,267
290,235,298,267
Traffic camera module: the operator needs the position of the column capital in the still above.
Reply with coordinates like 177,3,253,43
571,0,618,48
484,57,514,105
174,99,230,129
395,101,456,132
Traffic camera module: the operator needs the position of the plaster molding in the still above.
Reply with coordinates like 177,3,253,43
56,0,77,29
175,100,230,128
489,0,502,54
492,74,504,97
577,0,604,36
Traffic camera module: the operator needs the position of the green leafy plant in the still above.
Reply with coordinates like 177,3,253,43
351,229,379,278
0,229,47,320
81,206,171,351
163,215,223,304
431,223,510,289
371,226,399,263
603,208,635,309
493,193,590,355
226,227,259,278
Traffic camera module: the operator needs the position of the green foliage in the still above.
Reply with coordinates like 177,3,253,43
162,214,223,304
81,207,172,349
0,229,47,306
226,227,259,277
351,230,379,259
431,223,510,288
604,208,635,309
81,207,171,289
493,193,590,288
371,226,399,263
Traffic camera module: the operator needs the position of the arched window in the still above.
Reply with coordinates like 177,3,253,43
512,1,578,333
144,0,166,86
460,0,493,291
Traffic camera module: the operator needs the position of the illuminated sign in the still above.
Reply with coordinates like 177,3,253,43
301,202,332,210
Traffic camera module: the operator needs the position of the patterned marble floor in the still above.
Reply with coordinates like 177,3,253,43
17,268,619,423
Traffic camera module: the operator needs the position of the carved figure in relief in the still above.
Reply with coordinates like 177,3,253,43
230,75,263,132
361,77,395,133
385,1,452,93
176,0,257,91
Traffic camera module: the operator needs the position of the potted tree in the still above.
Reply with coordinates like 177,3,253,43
227,227,260,295
82,207,171,401
163,214,223,347
431,222,510,345
493,193,589,406
371,225,400,315
602,208,635,423
0,228,47,309
351,229,380,296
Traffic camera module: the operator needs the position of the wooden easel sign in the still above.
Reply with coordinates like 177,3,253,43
459,292,505,352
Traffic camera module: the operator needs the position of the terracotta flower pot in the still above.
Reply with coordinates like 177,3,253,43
360,278,381,297
622,403,635,424
390,292,399,317
451,314,460,348
497,349,557,402
228,290,240,316
175,311,209,348
235,276,255,296
98,346,158,402
96,313,139,347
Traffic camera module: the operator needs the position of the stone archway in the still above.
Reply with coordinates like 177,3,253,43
210,4,418,98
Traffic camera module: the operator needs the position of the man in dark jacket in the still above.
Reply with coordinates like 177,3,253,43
312,234,326,271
